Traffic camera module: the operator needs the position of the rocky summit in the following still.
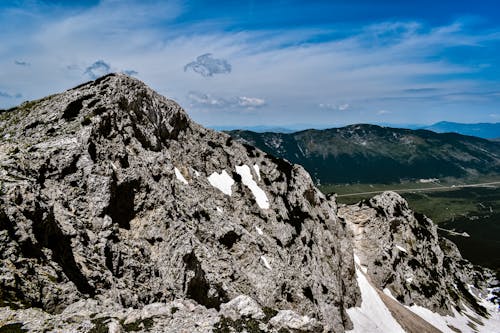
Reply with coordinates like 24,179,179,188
0,74,498,332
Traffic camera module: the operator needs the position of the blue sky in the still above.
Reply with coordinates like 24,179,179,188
1,0,500,127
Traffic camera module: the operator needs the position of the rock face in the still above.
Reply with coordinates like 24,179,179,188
0,74,358,332
0,74,497,332
338,192,494,317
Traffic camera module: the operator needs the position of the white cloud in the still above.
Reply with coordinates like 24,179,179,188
187,91,265,110
184,53,231,77
377,110,391,115
84,60,111,79
237,96,266,108
319,103,350,111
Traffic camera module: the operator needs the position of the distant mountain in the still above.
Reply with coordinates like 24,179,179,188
423,121,500,139
228,124,500,184
209,125,296,133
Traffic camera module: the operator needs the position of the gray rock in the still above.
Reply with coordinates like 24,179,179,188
0,74,358,332
0,74,496,332
339,191,494,317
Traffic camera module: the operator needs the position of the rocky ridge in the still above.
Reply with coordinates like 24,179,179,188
0,74,497,332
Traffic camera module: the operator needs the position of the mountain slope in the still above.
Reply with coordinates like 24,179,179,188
424,121,500,140
0,74,498,332
227,125,500,184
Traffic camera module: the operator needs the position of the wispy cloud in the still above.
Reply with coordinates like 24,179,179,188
0,91,22,99
84,60,111,79
187,91,266,109
14,60,30,66
319,103,350,111
122,70,138,76
377,110,391,115
184,53,232,77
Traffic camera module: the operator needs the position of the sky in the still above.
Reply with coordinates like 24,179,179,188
1,0,500,128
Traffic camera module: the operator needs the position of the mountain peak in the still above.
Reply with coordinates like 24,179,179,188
1,77,498,332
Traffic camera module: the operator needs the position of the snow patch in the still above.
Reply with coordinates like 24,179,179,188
208,170,234,196
353,254,367,274
253,164,261,181
255,226,263,235
260,256,272,270
192,169,200,177
396,245,407,253
216,207,223,213
346,267,405,333
174,167,188,185
235,165,270,209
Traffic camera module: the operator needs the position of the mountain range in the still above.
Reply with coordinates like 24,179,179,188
0,74,498,332
227,125,500,184
215,122,499,140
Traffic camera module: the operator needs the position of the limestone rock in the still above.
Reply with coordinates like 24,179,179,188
0,74,357,332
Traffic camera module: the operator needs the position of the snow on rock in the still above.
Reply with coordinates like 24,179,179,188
255,226,263,235
260,256,272,270
396,245,407,253
235,165,270,209
208,170,234,196
192,168,200,177
174,167,188,185
346,266,405,333
408,302,500,333
253,164,261,181
216,207,223,213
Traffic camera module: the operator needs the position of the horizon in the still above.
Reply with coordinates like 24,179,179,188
2,1,500,127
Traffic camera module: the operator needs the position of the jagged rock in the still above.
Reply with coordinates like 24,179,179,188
0,74,498,332
339,191,493,317
0,74,358,332
219,295,265,320
268,310,323,332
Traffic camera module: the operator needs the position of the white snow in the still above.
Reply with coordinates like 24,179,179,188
396,245,407,253
174,167,188,185
235,165,270,209
255,226,263,235
192,169,200,177
260,256,272,270
346,266,405,333
216,207,223,213
353,254,368,274
406,295,500,333
253,164,261,181
208,170,235,196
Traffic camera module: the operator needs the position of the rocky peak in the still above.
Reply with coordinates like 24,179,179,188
0,74,359,332
1,75,498,332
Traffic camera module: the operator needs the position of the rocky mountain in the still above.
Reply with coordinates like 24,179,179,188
423,122,500,140
0,74,498,332
227,125,500,184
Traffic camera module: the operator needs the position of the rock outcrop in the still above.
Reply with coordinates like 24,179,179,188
0,74,497,332
339,192,499,332
0,74,358,332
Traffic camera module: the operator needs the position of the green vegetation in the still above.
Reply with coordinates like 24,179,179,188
89,317,111,333
228,125,500,184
